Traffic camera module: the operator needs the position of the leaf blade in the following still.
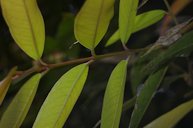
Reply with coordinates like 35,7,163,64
133,10,165,33
106,10,165,46
33,64,89,128
119,0,139,44
129,67,168,128
101,60,128,128
74,0,114,50
1,0,45,60
0,74,41,128
145,99,193,128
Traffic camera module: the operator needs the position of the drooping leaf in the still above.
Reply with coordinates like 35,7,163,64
101,60,128,128
0,74,41,128
0,67,17,105
74,0,114,50
144,99,193,128
33,64,89,128
1,0,45,60
119,0,139,44
106,10,165,46
129,67,167,128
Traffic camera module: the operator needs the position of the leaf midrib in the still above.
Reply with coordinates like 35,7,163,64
53,65,87,127
14,76,40,128
121,0,136,43
23,0,40,58
92,0,105,50
110,64,126,128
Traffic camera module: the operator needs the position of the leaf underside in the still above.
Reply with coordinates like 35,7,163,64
101,60,128,128
33,64,89,128
0,74,41,128
74,0,114,50
1,0,45,60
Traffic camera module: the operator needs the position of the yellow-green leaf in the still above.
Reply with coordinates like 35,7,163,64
101,60,128,128
0,67,17,105
106,10,165,46
0,74,41,128
33,64,89,128
133,10,165,33
144,99,193,128
129,67,167,128
106,30,119,47
74,0,114,50
119,0,139,44
1,0,45,60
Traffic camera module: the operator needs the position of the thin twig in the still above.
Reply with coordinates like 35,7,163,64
163,0,179,25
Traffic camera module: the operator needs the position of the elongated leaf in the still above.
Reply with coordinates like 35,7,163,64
74,0,114,50
106,10,165,46
1,0,45,60
133,10,165,33
0,74,41,128
130,29,193,93
101,60,128,128
129,67,167,128
106,31,120,47
143,30,193,77
119,0,138,44
0,67,17,105
130,49,163,94
33,64,89,128
145,99,193,128
93,96,136,128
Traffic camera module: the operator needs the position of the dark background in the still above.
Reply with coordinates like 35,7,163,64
0,0,193,127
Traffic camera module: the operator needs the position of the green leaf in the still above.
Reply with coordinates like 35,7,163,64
101,60,128,128
33,64,89,128
133,10,165,33
0,67,17,105
130,30,193,93
144,99,193,128
119,0,138,44
129,67,167,128
106,30,120,47
130,49,163,94
1,0,45,60
106,10,165,46
0,74,41,128
122,96,136,112
143,30,193,77
74,0,114,50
